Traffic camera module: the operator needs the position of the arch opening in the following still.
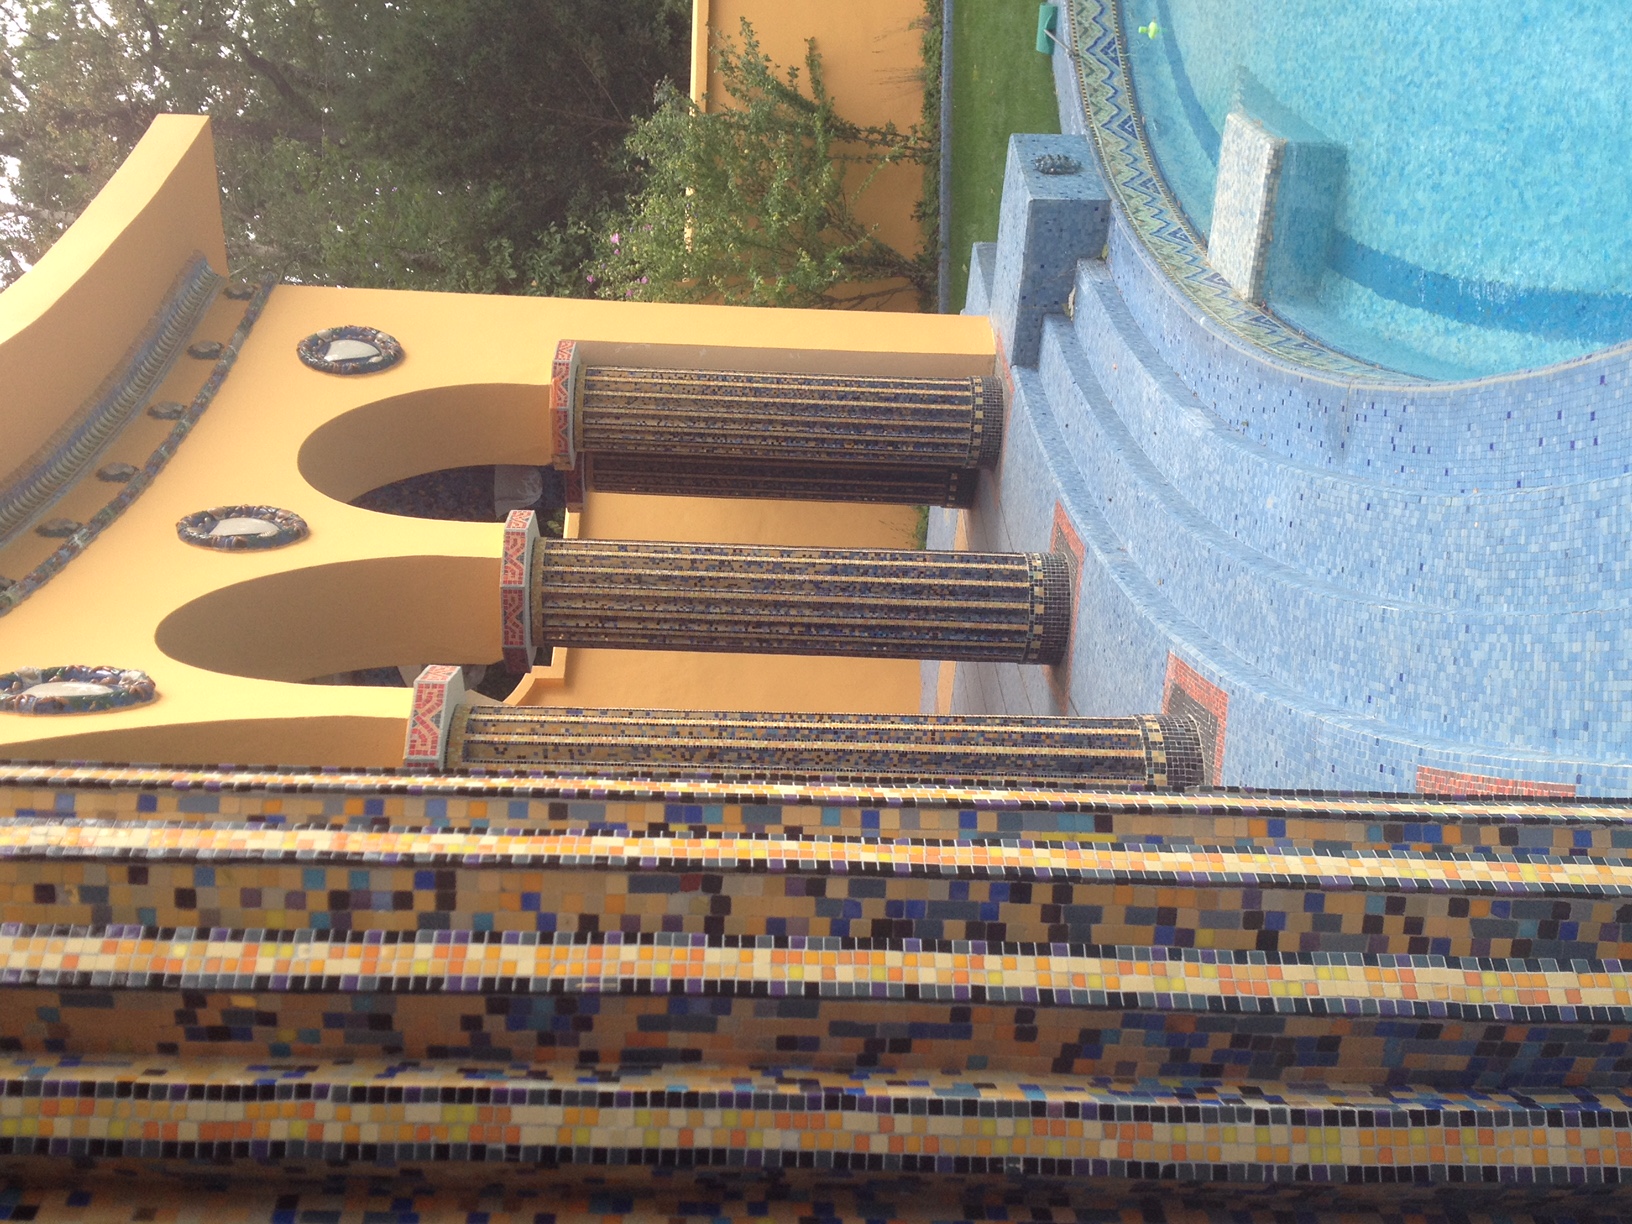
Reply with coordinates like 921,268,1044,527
298,384,552,507
154,555,501,684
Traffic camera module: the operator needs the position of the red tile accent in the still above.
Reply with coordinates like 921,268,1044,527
1416,767,1576,798
500,510,537,673
549,339,578,470
1162,654,1228,786
404,665,462,766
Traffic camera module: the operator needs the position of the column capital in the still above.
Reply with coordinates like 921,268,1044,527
500,509,540,674
548,338,581,471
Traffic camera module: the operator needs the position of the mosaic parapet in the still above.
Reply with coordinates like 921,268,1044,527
530,539,1072,664
3,1182,1632,1224
447,708,1202,789
6,760,1632,833
3,1057,1632,1186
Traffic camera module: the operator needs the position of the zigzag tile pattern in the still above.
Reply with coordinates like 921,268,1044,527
1064,0,1408,381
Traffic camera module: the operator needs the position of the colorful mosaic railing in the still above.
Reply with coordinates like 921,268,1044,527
2,769,1632,1207
1066,0,1417,382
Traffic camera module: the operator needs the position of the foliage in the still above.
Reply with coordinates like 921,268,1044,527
0,0,688,290
946,0,1060,308
597,23,937,310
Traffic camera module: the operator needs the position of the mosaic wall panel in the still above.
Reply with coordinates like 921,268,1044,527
978,312,1632,792
1038,284,1627,761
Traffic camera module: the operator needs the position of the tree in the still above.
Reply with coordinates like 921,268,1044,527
597,22,936,310
0,0,688,291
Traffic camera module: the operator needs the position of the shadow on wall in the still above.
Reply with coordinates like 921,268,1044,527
297,383,552,505
154,555,502,683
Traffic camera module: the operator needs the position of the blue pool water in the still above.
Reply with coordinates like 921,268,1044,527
1119,0,1632,378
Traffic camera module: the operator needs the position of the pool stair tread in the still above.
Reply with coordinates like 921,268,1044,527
1069,258,1632,612
1032,310,1630,757
1103,217,1632,491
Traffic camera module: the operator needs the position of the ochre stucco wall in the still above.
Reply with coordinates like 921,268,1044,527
0,116,228,492
0,117,993,769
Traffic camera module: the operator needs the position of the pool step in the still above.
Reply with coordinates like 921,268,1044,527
1068,259,1632,614
1033,306,1632,755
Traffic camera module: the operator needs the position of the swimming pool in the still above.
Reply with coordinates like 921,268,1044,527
1119,0,1632,378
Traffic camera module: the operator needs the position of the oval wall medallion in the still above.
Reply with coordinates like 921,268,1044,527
187,341,224,360
35,518,81,539
96,462,139,483
296,326,404,375
176,505,310,551
147,400,188,420
0,666,157,714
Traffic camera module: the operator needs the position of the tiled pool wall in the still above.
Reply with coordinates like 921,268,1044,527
942,26,1632,795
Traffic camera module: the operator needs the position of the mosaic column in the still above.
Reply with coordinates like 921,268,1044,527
550,342,1002,507
531,538,1071,664
445,704,1203,789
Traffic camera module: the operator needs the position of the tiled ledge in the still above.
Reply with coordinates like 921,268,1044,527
0,1055,1630,1184
5,823,1632,895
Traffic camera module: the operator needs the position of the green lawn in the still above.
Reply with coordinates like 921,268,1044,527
947,0,1063,310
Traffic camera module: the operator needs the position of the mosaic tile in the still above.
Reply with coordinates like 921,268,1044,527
448,708,1197,788
1064,0,1408,380
530,539,1071,665
1,1056,1632,1184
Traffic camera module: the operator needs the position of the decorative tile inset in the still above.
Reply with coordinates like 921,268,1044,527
175,505,308,551
403,664,465,769
549,338,580,471
0,666,156,715
1417,767,1578,798
500,509,539,674
295,325,403,375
